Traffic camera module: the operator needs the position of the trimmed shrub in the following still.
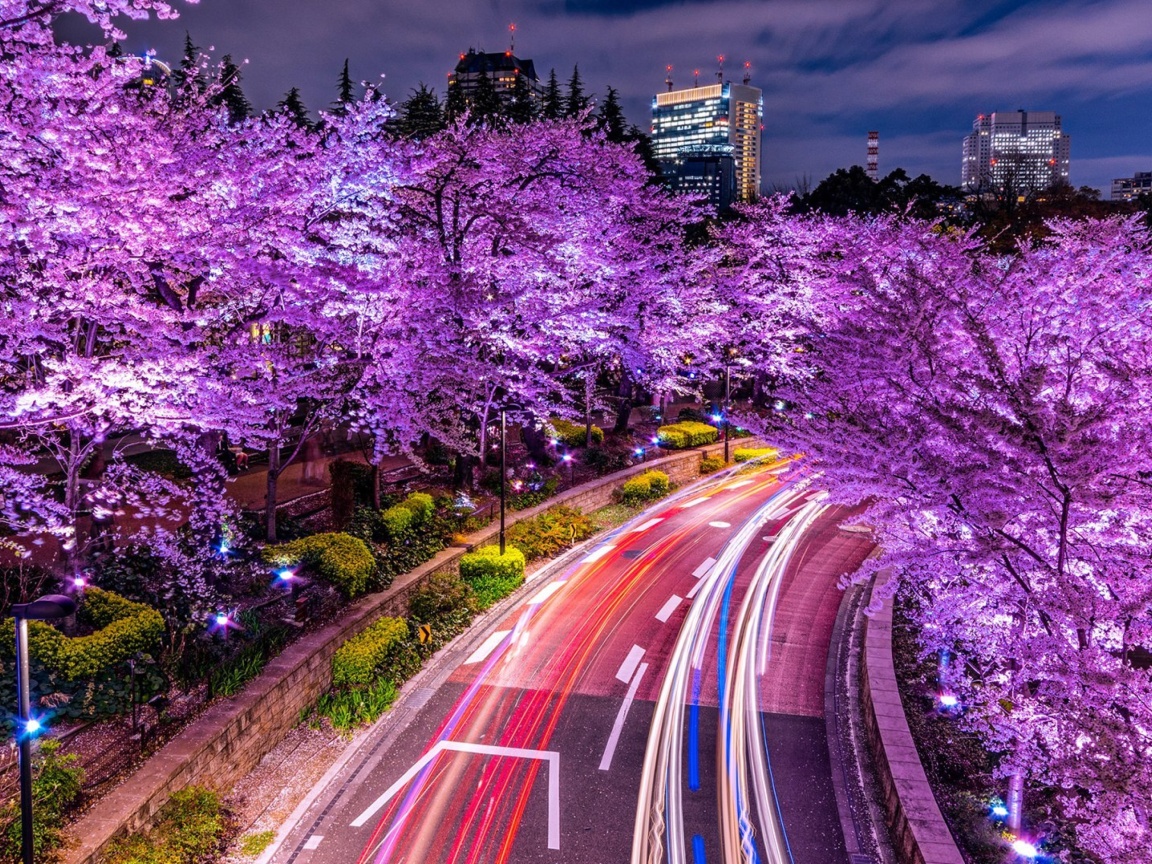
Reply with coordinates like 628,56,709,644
621,475,651,506
733,447,778,463
103,787,224,864
656,421,718,449
700,455,725,475
266,533,376,598
400,492,435,523
507,505,595,561
380,503,414,542
549,417,604,448
332,617,409,689
459,546,526,610
644,470,670,497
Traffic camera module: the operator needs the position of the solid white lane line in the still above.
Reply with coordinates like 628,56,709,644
463,630,510,665
616,644,645,683
680,496,712,508
692,557,717,579
631,517,664,533
656,595,683,623
303,835,323,850
599,662,649,771
580,545,616,564
529,581,564,605
727,479,754,489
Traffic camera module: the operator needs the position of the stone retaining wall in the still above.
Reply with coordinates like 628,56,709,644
64,440,744,864
861,580,965,864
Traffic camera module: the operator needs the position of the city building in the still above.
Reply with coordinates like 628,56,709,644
652,78,762,205
962,110,1070,193
669,144,736,212
1111,171,1152,201
448,48,544,105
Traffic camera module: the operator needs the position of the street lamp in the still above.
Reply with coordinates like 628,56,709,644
562,453,574,486
723,347,737,463
12,594,77,864
499,404,523,556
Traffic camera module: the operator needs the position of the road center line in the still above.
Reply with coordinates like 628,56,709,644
615,644,645,683
580,544,616,564
630,517,664,533
692,557,717,579
462,630,510,665
680,496,711,508
599,661,648,771
656,595,683,623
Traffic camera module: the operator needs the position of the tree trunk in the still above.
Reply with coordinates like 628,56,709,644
266,443,280,543
63,435,83,577
371,460,382,510
521,425,550,466
584,375,594,448
613,369,634,434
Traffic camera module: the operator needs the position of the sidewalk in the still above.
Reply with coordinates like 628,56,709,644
224,450,411,511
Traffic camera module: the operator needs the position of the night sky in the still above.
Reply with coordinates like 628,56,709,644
59,0,1152,194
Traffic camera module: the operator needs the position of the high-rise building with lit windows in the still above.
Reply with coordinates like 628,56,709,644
449,48,544,104
962,111,1070,192
652,81,762,204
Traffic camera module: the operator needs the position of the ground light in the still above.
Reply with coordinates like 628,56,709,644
1011,839,1039,859
12,594,77,864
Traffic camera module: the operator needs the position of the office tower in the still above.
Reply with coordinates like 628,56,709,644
652,74,762,204
1111,172,1152,201
449,48,544,105
962,111,1070,192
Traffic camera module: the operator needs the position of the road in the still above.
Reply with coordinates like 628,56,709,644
271,464,873,864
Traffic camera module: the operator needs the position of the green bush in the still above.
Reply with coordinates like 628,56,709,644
700,455,725,474
459,546,526,610
656,421,719,449
333,617,409,689
239,831,276,857
103,787,224,864
266,533,376,598
733,447,778,463
509,476,560,511
643,470,670,497
408,571,473,631
0,740,84,862
621,475,651,506
315,678,398,733
11,587,164,681
400,492,435,523
380,504,414,542
549,417,604,448
507,505,595,561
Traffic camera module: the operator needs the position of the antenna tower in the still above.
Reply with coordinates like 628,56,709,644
742,60,751,85
665,64,673,92
717,54,725,83
508,22,515,53
693,68,700,87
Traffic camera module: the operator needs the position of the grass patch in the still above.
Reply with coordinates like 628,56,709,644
238,830,276,857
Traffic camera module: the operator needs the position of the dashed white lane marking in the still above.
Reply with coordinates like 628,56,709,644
656,595,683,623
692,557,717,579
529,581,564,605
599,661,649,771
463,630,510,665
518,630,531,647
687,578,705,600
616,644,645,683
581,545,616,564
708,521,732,528
303,835,323,850
727,479,754,489
631,517,664,533
680,496,712,508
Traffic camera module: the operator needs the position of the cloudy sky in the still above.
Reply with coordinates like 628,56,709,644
60,0,1152,193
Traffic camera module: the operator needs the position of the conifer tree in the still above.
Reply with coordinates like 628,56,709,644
565,65,589,118
395,83,445,139
445,78,468,122
596,86,627,142
277,87,312,130
542,68,562,120
213,55,251,124
172,31,203,94
331,58,355,116
469,69,505,128
508,71,537,124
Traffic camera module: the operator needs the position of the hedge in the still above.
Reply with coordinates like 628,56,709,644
621,470,671,507
656,421,718,449
459,546,526,609
332,617,409,689
381,492,436,543
507,505,595,561
733,447,779,463
645,470,670,497
700,455,725,475
550,417,604,448
266,532,376,598
10,588,164,681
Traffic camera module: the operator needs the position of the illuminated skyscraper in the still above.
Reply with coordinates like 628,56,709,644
962,111,1070,192
652,80,762,204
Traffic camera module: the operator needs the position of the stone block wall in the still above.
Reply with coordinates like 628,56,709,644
65,440,751,864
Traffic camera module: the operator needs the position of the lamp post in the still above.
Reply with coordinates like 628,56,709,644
12,594,76,864
723,347,737,463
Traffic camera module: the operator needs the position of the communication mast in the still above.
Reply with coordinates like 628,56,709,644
716,54,725,83
665,64,674,92
693,68,700,87
867,131,879,180
508,22,515,53
742,60,751,85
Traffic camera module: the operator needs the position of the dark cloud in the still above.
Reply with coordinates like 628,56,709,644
54,0,1152,192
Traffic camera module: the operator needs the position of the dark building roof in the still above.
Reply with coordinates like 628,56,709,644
454,48,540,83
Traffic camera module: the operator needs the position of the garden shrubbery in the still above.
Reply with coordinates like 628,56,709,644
0,741,84,862
620,470,671,506
700,455,725,474
507,505,595,561
656,421,718,449
332,617,409,688
265,532,376,598
458,546,526,610
103,787,225,864
549,417,604,448
733,447,778,463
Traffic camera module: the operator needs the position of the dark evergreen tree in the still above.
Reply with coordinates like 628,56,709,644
596,86,627,142
565,65,589,118
108,40,123,58
394,83,445,139
542,68,562,120
445,79,468,122
508,71,537,124
331,58,355,116
276,87,313,130
468,69,505,128
213,55,251,124
172,31,202,94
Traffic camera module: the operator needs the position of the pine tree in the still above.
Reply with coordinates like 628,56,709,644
173,31,202,94
395,83,445,139
444,79,468,123
628,125,663,178
508,71,537,124
213,55,251,124
565,65,589,118
469,69,505,128
331,58,355,116
277,87,312,130
596,86,627,142
108,40,123,58
542,68,562,120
